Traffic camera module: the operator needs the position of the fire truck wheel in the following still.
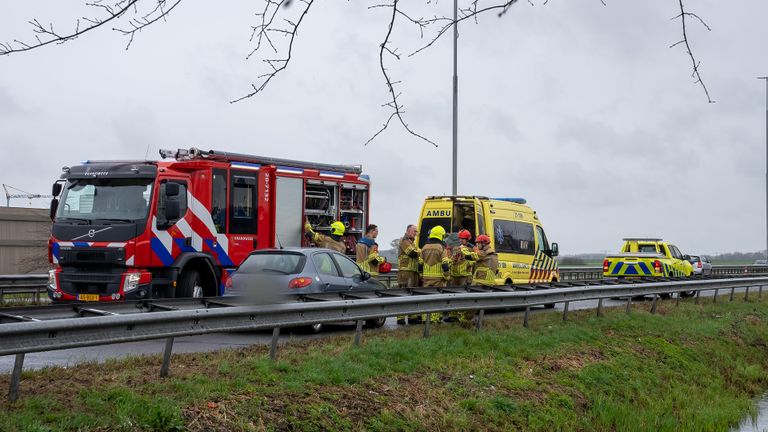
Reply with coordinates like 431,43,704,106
178,269,204,298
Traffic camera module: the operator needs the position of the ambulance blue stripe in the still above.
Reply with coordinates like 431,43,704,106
150,237,174,266
624,265,638,275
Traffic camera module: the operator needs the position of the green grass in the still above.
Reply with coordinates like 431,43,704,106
3,296,768,431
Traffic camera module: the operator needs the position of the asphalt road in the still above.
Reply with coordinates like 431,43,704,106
0,287,755,374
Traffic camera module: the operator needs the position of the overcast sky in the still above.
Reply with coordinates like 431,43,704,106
1,1,767,255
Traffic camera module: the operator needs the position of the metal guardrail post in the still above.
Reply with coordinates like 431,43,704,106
695,290,701,304
423,315,431,338
626,297,632,313
760,285,763,298
1,288,4,304
745,287,750,301
597,298,604,317
270,328,280,360
562,301,570,321
523,306,530,328
675,292,681,307
729,287,735,302
650,294,658,314
475,310,485,331
713,289,719,303
9,353,24,402
160,337,174,378
354,320,363,346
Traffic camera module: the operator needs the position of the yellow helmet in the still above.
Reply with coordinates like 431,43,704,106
330,221,346,236
429,225,446,240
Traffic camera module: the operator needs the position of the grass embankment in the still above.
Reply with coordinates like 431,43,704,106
3,296,768,431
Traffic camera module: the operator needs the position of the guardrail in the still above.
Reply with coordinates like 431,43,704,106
0,274,48,304
3,265,766,305
2,275,767,401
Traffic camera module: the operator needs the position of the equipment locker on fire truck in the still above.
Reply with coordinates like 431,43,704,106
47,148,371,302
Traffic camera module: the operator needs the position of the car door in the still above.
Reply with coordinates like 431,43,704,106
310,252,348,292
332,252,384,291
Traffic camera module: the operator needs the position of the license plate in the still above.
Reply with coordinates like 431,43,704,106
78,294,100,302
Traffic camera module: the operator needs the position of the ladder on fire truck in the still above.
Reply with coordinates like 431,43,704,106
159,148,363,175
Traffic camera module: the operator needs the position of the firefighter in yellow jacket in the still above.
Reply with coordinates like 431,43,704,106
419,225,450,323
462,234,498,323
304,219,346,253
356,224,386,278
397,224,421,324
450,229,477,287
472,234,498,286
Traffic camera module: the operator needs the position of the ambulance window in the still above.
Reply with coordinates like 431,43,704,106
418,218,451,247
493,220,535,255
211,169,227,234
229,170,258,234
638,244,658,254
669,245,683,259
535,226,549,253
475,205,486,236
658,244,668,256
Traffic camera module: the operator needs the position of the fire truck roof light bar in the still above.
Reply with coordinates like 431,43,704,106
161,148,363,175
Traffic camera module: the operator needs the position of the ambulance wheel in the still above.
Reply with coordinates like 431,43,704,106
178,269,204,298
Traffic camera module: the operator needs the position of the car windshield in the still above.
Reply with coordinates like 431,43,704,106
689,256,700,263
239,252,305,275
57,178,153,222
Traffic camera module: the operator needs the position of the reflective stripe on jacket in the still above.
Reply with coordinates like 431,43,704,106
421,241,450,280
450,245,477,277
398,237,420,272
473,244,498,286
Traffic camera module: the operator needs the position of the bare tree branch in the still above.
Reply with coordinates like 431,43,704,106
0,1,144,56
670,0,714,103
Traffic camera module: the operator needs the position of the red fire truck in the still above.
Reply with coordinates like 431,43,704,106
47,148,371,302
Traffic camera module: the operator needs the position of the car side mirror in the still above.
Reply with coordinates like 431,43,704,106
361,271,371,281
49,198,59,221
52,182,62,196
550,242,559,257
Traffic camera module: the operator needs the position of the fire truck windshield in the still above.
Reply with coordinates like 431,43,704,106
56,178,154,223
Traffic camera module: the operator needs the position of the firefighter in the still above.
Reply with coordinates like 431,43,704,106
356,224,386,278
450,229,477,287
304,219,346,253
396,224,421,325
462,234,499,323
420,225,450,323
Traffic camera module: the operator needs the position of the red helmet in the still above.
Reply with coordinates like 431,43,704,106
458,229,472,240
476,234,491,244
378,262,392,273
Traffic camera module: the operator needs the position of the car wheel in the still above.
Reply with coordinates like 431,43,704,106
178,269,204,298
365,317,386,328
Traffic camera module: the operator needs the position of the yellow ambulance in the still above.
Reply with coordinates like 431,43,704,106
416,196,560,285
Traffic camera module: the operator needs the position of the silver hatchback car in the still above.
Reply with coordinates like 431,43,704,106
688,255,712,276
228,248,388,331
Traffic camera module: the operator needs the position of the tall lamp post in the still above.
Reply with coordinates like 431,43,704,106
760,77,768,259
451,0,458,196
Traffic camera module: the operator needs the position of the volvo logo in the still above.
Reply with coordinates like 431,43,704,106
73,226,113,241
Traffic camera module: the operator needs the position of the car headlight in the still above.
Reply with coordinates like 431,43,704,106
123,272,141,293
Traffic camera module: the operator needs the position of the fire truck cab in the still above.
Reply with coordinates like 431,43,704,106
47,148,371,302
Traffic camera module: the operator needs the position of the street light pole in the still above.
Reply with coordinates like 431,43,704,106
760,77,768,259
451,0,458,196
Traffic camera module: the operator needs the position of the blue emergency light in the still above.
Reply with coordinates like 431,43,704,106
492,197,527,204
